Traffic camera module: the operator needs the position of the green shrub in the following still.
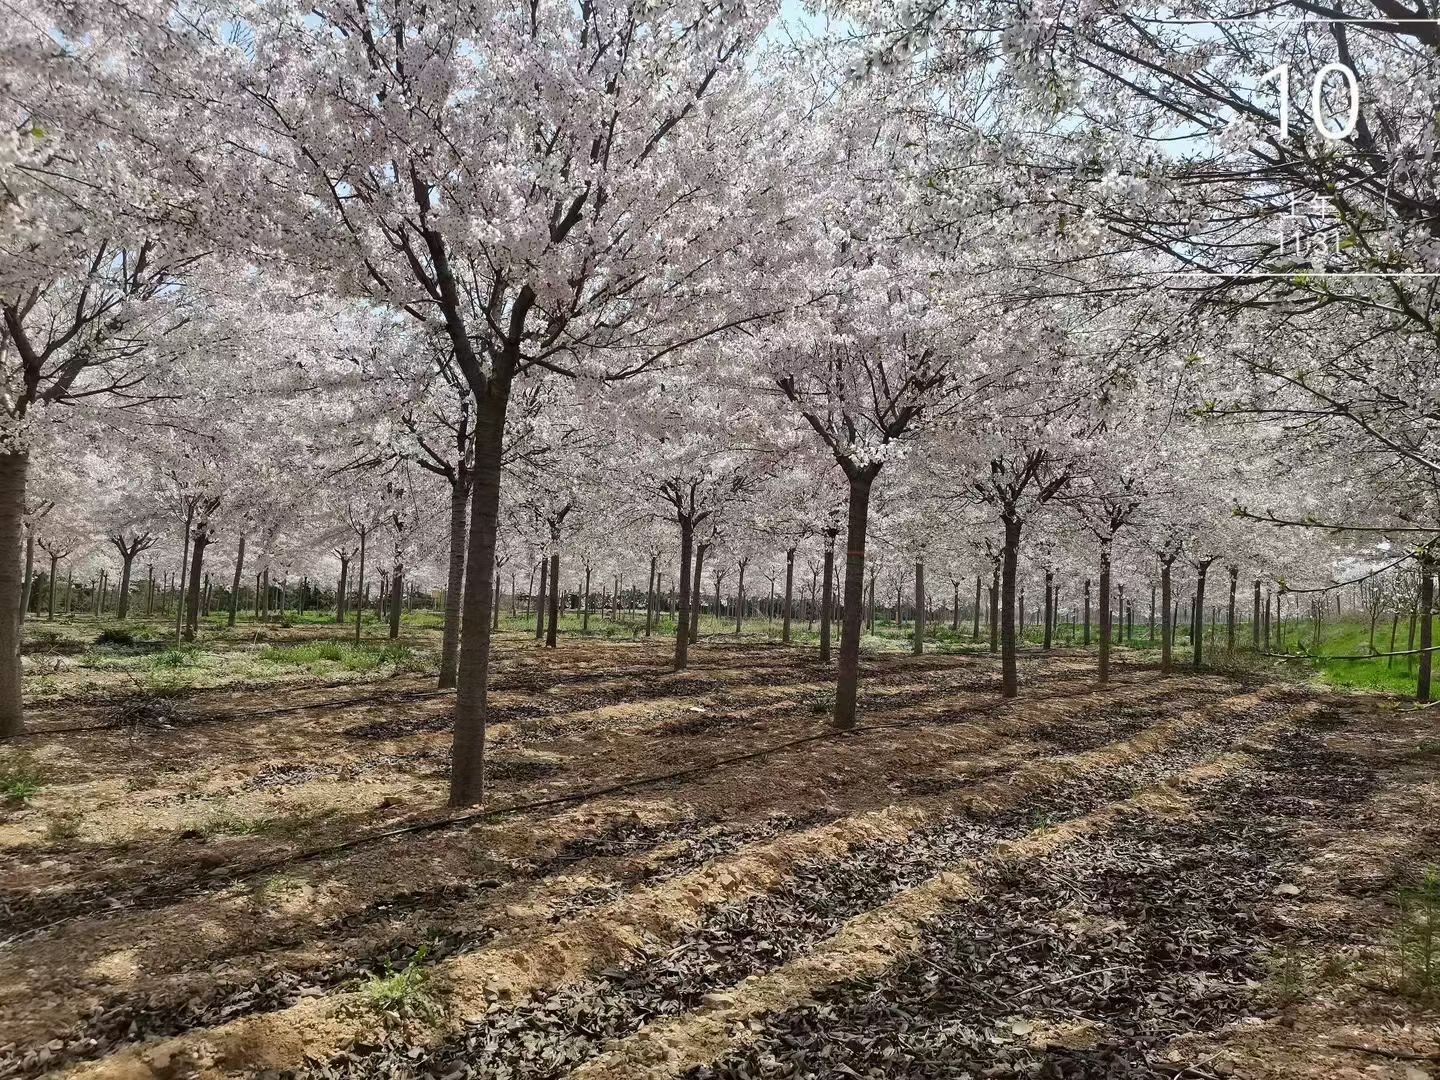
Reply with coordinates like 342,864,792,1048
362,945,438,1020
0,753,45,804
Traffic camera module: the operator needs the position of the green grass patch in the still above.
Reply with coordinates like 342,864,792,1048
362,945,439,1021
259,641,412,671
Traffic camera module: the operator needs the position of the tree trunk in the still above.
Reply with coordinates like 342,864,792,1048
645,555,657,638
735,563,745,635
227,536,245,629
1419,560,1435,703
674,517,695,670
46,553,57,621
583,566,592,631
912,559,924,657
689,543,706,645
1192,564,1209,670
439,483,469,687
1083,579,1091,645
1160,560,1173,673
951,581,960,632
0,452,28,736
1098,540,1112,684
117,553,135,620
183,529,208,643
782,547,795,644
389,562,403,640
1042,568,1054,650
1000,515,1021,697
988,569,999,654
19,532,34,631
820,538,835,662
833,475,873,729
174,507,193,646
492,569,502,631
353,529,366,645
545,550,560,648
1227,566,1238,654
972,575,981,643
534,557,547,641
335,557,349,626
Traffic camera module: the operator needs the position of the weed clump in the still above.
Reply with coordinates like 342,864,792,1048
362,945,439,1022
0,753,45,804
1395,868,1440,1000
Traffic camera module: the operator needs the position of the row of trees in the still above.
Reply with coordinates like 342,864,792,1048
3,0,1436,804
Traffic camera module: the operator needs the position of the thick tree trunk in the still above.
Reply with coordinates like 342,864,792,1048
117,554,135,621
912,559,924,656
534,557,547,641
183,530,208,643
689,543,706,645
833,475,873,729
782,547,795,644
545,550,560,648
972,575,981,643
674,517,695,670
645,555,657,638
819,538,835,662
0,452,29,736
448,391,507,807
389,562,403,640
439,483,468,688
1000,515,1021,698
229,536,245,629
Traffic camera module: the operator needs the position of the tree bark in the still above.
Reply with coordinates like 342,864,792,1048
335,557,349,625
174,506,193,646
228,536,245,629
1160,558,1174,674
353,529,366,645
389,561,403,640
0,452,28,736
1000,515,1021,697
1192,562,1211,670
674,517,695,670
781,547,795,644
534,556,547,641
46,553,57,621
439,482,469,687
988,568,999,654
1042,568,1054,650
545,550,560,648
1083,579,1091,645
819,534,836,662
833,474,873,729
1227,566,1238,654
735,563,745,635
117,554,135,621
183,528,209,643
19,532,34,631
912,559,924,656
1098,540,1112,684
645,555,657,638
972,575,982,643
583,566,592,631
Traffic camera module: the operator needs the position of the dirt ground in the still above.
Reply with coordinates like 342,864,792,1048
1,632,1437,1080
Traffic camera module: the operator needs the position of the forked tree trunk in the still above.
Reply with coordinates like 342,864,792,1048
0,452,29,736
999,515,1021,698
1098,539,1112,684
833,474,874,730
439,483,469,688
229,536,245,628
819,537,835,662
673,517,695,670
545,550,560,648
781,547,795,644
